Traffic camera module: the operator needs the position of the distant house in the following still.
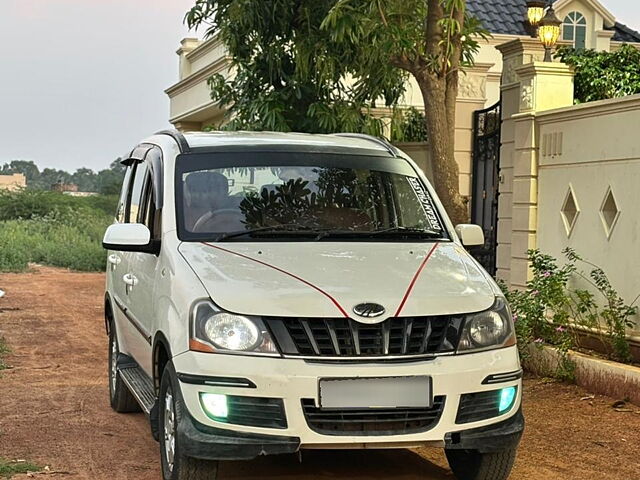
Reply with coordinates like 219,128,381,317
0,173,26,191
51,182,78,193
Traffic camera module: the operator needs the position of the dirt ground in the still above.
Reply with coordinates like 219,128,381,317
1,267,639,480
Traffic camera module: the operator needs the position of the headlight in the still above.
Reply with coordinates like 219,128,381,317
190,301,279,356
205,312,261,351
458,297,516,353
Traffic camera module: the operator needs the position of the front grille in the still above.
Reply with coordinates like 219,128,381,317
301,396,446,436
264,316,464,359
201,395,287,429
456,388,515,424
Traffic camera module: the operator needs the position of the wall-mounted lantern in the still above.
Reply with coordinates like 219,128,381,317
538,6,562,61
526,0,547,34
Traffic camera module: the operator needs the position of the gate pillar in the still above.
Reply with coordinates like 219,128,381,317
495,39,574,288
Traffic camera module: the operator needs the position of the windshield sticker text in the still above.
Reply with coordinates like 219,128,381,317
407,177,443,231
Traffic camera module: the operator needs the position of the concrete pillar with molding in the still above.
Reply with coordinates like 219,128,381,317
456,63,494,199
176,38,201,81
495,39,574,288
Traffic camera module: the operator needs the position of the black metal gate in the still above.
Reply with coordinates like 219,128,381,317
470,101,501,276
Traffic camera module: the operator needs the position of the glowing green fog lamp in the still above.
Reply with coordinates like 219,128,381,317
499,386,517,413
200,393,228,419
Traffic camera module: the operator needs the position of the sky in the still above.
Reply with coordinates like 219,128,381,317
0,0,639,172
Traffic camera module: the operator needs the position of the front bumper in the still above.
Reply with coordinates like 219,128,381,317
178,407,301,461
173,346,523,454
178,405,524,461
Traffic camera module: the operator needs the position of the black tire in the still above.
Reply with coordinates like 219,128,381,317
108,326,141,413
159,361,219,480
445,447,517,480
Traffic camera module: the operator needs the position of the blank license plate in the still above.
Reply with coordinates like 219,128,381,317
319,376,432,409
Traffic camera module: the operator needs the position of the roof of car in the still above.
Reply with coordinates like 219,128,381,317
177,131,396,155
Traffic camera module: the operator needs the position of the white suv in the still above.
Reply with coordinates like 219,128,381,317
103,130,523,480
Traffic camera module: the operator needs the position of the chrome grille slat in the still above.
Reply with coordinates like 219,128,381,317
268,316,463,359
300,319,320,355
324,319,341,355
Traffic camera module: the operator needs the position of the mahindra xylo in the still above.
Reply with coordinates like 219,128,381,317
103,130,523,480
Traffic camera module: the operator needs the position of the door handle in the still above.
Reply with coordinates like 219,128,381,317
122,273,138,287
108,254,121,270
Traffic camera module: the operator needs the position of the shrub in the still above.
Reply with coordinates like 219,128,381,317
0,189,117,221
556,44,640,103
391,107,428,143
0,191,113,272
502,249,637,378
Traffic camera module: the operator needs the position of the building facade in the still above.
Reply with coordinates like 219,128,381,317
0,173,26,191
165,0,640,199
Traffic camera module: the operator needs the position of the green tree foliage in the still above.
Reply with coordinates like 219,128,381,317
185,0,407,134
187,0,485,224
390,107,428,143
322,0,486,224
0,158,124,194
0,160,41,185
556,44,640,103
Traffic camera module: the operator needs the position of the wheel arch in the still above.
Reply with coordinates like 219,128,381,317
104,292,114,336
152,331,173,394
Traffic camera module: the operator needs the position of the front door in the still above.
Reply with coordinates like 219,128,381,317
119,159,154,373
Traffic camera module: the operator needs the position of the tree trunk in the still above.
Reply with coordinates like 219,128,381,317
417,74,468,226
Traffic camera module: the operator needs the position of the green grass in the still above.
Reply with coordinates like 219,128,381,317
0,458,41,478
0,190,116,272
0,337,9,371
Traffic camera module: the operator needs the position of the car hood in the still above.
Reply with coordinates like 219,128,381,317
178,241,495,321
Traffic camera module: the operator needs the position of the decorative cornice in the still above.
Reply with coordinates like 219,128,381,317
515,62,574,78
536,93,640,124
176,38,201,56
186,34,223,63
169,101,221,124
465,62,494,74
495,38,546,56
595,29,616,39
165,56,232,96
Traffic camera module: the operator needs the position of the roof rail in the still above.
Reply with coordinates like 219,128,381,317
155,129,191,154
333,133,397,157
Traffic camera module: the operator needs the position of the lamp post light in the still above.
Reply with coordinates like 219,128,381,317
526,0,547,35
538,6,562,61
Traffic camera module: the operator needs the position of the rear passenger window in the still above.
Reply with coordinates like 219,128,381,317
139,177,155,229
115,165,133,223
127,161,149,223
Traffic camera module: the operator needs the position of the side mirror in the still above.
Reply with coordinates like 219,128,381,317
103,223,159,254
455,224,485,247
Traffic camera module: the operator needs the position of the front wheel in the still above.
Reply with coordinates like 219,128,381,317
445,447,517,480
159,361,219,480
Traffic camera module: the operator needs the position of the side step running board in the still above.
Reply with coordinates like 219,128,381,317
119,365,156,415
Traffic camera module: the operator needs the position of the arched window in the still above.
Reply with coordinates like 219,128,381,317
563,11,587,49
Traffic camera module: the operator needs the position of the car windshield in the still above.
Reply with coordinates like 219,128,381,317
175,152,447,242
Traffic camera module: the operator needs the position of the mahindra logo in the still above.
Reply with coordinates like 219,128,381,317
353,303,386,318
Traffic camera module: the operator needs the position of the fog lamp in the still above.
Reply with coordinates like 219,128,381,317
200,393,228,419
499,387,517,412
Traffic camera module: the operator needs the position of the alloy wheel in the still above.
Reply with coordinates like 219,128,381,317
163,386,176,473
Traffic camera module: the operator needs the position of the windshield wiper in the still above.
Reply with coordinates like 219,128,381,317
369,226,444,237
314,226,445,241
213,224,327,242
